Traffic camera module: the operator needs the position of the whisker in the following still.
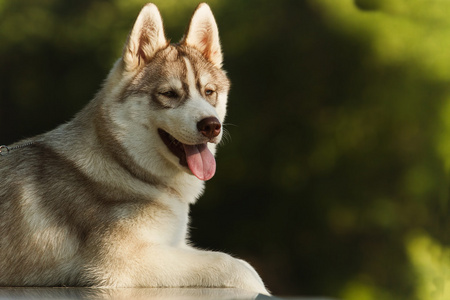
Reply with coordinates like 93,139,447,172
222,122,238,128
220,126,232,146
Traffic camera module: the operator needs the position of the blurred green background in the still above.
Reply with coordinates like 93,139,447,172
1,0,450,299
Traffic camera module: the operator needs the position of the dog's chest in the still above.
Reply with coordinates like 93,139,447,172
124,197,191,247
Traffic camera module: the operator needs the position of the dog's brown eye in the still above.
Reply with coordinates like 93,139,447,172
205,89,215,96
160,91,178,98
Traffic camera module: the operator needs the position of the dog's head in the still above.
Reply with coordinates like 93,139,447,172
101,3,230,182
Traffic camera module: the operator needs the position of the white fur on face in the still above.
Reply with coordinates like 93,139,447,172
156,57,222,145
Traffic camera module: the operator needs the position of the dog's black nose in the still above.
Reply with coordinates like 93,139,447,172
197,117,221,139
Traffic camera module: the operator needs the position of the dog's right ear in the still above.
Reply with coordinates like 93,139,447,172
123,3,167,71
182,3,223,68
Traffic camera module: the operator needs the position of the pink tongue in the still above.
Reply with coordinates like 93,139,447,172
183,143,216,181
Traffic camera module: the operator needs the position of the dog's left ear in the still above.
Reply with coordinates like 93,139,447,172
182,3,223,68
123,3,167,71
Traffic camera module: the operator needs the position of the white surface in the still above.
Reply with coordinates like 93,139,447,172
0,288,334,300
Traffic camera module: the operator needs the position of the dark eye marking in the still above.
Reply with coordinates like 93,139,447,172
159,91,178,99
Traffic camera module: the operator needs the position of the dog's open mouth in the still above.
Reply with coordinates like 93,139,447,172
158,129,216,181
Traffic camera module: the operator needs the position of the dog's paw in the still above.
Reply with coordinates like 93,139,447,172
217,253,270,295
235,258,270,295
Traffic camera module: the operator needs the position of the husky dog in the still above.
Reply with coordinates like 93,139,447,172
0,3,268,294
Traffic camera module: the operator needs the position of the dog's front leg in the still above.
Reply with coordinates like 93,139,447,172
146,246,269,295
92,245,269,295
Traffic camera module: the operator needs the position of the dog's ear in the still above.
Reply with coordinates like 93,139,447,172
123,3,167,71
182,3,223,68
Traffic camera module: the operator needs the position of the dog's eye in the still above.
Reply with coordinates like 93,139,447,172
160,91,178,98
205,89,215,96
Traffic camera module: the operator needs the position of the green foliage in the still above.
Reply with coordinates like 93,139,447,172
407,231,450,300
1,0,449,299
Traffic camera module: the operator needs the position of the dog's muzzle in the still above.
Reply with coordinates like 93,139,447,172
158,117,221,181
